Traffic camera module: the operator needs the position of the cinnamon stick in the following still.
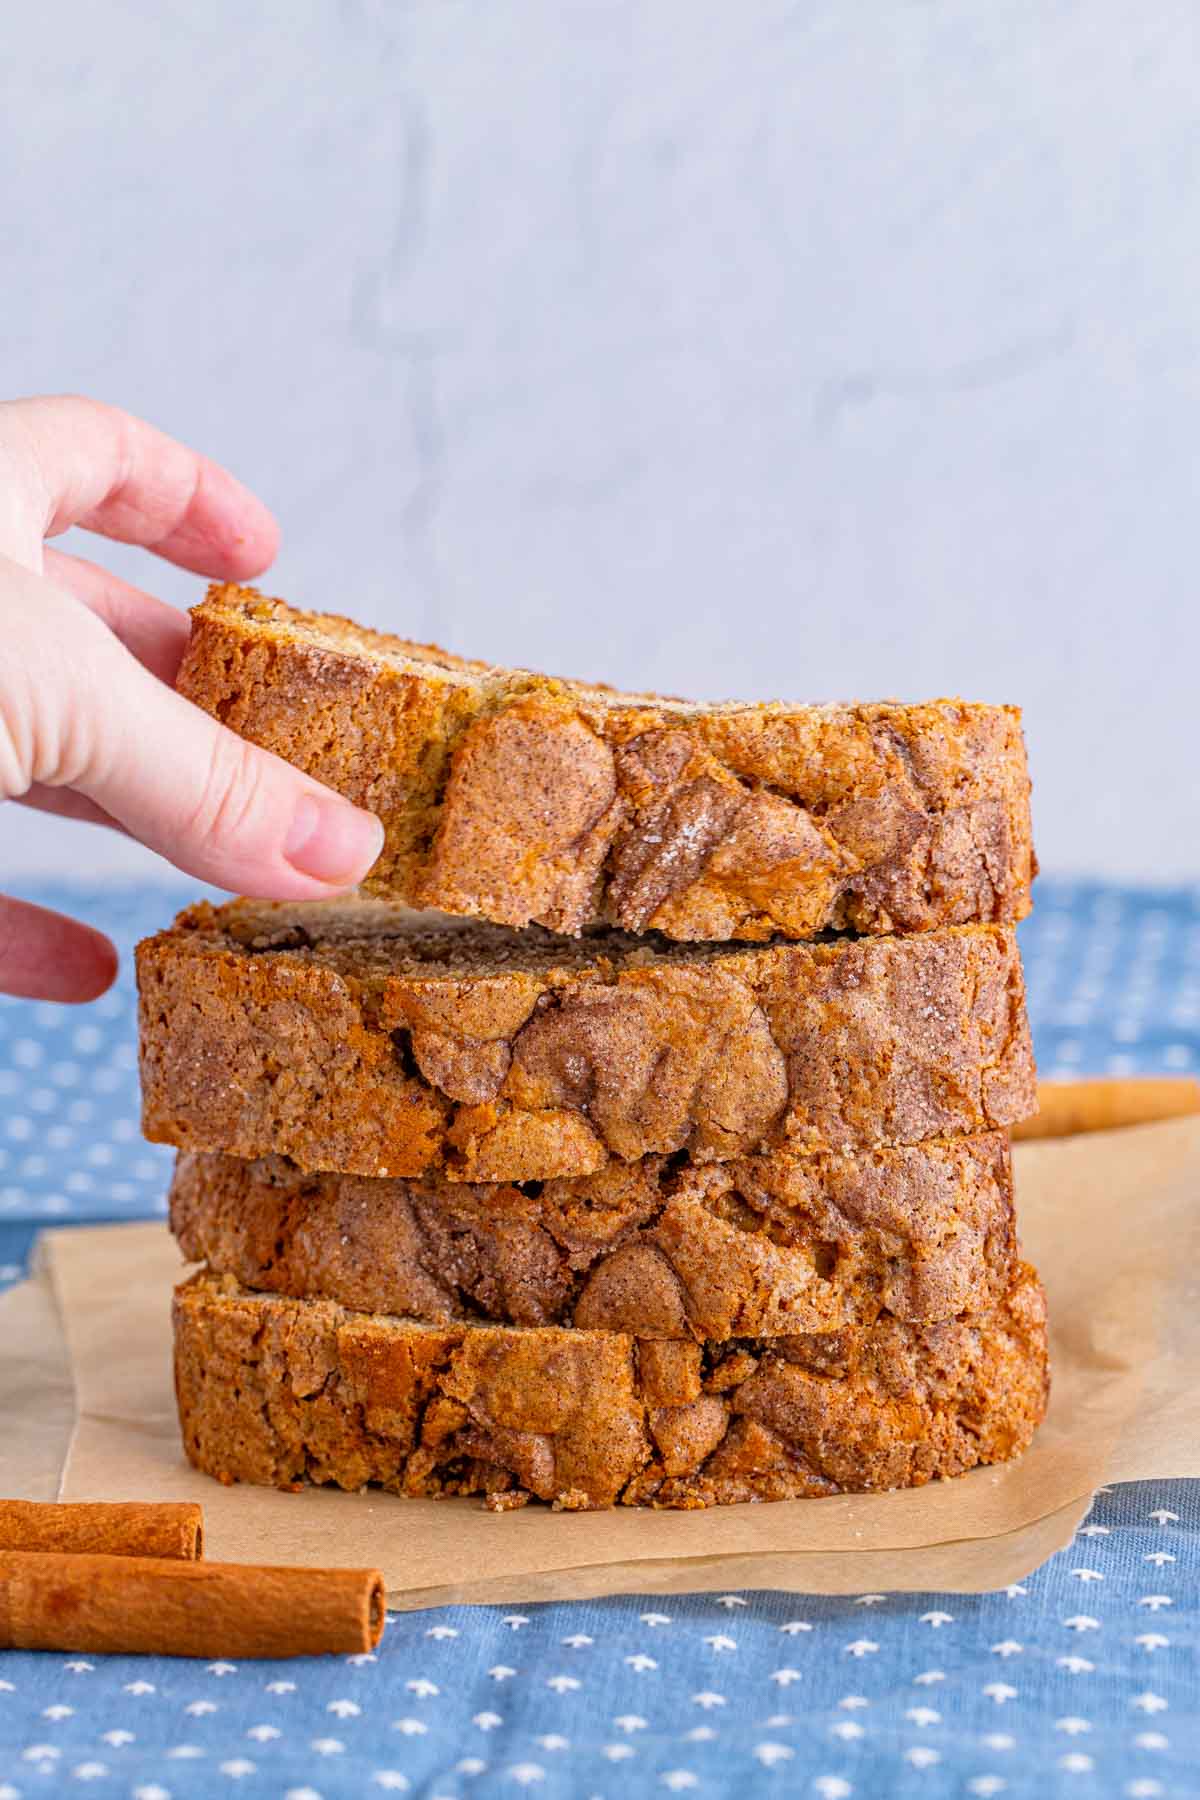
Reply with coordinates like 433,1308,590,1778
0,1500,202,1561
1012,1077,1200,1142
0,1550,386,1658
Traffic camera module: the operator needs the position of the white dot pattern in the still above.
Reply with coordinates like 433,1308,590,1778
0,879,1197,1794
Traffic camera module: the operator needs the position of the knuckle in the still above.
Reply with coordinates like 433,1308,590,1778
0,678,34,796
183,732,272,861
0,637,94,796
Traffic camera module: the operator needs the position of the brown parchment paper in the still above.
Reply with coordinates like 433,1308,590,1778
0,1242,76,1502
7,1116,1200,1604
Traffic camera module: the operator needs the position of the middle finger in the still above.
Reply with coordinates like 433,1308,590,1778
44,546,192,685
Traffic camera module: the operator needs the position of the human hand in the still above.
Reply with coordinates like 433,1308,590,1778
0,395,385,1002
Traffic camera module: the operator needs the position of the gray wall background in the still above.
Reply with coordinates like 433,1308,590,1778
3,1,1197,883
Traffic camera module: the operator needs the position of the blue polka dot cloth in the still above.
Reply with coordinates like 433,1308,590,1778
1,879,1198,1800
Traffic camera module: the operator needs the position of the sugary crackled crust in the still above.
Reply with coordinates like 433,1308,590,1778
138,900,1037,1181
178,586,1036,943
169,1133,1018,1339
173,1265,1049,1510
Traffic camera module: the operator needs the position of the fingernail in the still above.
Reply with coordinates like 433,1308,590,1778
283,795,385,886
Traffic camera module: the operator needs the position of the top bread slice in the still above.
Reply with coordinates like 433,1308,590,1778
178,586,1036,943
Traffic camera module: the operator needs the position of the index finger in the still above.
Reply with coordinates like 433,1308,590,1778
0,394,279,579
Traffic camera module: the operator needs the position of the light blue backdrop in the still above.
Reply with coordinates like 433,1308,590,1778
1,1,1195,883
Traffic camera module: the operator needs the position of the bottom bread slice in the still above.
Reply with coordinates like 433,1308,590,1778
174,1266,1049,1509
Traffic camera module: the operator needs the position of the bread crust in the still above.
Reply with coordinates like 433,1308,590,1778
178,587,1036,943
170,1133,1018,1339
173,1265,1049,1509
138,901,1036,1180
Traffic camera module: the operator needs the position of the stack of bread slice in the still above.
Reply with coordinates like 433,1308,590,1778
137,587,1048,1511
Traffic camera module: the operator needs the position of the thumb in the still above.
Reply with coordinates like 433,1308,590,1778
5,575,385,898
83,653,385,897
